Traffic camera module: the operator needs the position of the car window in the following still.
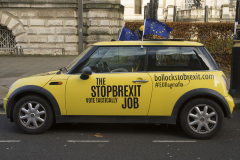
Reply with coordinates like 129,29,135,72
199,47,219,70
77,47,147,73
148,47,210,71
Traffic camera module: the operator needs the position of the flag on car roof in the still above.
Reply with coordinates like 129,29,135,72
118,27,139,41
143,18,173,40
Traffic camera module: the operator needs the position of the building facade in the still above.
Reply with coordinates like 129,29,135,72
0,0,237,55
122,0,236,22
0,0,124,55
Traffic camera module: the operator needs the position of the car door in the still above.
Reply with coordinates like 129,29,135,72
65,46,152,116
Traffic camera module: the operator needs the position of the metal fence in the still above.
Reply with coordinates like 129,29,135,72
19,47,65,56
0,47,65,57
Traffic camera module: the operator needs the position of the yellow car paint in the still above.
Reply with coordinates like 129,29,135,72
3,97,8,111
43,81,67,115
225,95,235,113
147,71,231,116
94,41,204,46
5,74,55,99
42,73,71,115
66,73,152,115
5,69,233,118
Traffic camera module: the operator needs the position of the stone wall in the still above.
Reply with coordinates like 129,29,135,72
0,0,124,55
82,0,124,48
0,0,78,55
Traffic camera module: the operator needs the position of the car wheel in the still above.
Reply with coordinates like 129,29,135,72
13,95,54,134
180,98,224,139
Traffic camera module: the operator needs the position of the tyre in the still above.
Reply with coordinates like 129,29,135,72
180,98,224,139
13,95,54,134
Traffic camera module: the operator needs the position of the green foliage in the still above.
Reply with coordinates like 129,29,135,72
125,21,234,72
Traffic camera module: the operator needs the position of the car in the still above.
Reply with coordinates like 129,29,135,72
3,40,234,139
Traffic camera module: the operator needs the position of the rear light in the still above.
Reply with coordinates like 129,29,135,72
222,75,228,91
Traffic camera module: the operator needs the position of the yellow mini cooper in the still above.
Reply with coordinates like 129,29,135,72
3,40,234,139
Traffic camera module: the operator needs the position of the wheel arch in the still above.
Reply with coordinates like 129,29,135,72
6,85,61,122
172,88,232,123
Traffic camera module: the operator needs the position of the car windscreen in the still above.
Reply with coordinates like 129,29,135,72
76,46,147,73
66,46,93,72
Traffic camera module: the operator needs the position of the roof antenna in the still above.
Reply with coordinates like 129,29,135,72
188,33,192,41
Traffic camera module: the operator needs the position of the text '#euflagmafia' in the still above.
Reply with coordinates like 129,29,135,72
154,73,214,89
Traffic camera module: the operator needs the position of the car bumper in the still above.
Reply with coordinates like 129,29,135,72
225,95,235,113
225,94,234,119
3,97,8,111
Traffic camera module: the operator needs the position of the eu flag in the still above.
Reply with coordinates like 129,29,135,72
143,18,173,40
118,27,139,41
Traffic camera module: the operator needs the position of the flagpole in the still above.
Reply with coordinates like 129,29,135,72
141,19,146,49
118,27,124,41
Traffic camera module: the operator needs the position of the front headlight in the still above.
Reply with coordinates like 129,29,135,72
7,81,17,93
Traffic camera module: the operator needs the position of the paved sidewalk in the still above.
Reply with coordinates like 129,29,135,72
0,56,77,100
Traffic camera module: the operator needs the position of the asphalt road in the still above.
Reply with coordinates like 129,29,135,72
0,109,239,160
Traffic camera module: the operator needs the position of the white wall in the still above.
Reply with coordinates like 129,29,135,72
121,0,145,20
121,0,232,21
165,0,175,7
204,0,214,7
176,0,184,9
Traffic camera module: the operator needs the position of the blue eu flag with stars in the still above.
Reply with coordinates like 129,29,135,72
143,18,173,40
118,27,139,41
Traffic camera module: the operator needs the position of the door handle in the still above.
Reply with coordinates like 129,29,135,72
132,80,148,83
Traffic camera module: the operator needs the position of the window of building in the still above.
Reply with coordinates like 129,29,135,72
185,0,195,9
135,0,142,14
0,25,16,54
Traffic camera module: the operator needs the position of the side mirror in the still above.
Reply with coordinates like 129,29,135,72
80,66,92,80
